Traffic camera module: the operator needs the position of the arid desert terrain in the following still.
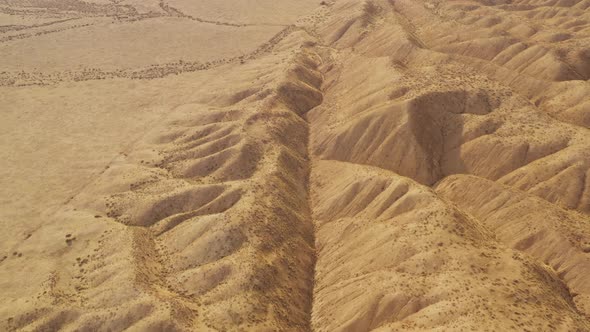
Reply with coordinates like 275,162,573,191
1,0,590,331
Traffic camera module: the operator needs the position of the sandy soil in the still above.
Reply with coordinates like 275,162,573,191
1,0,589,331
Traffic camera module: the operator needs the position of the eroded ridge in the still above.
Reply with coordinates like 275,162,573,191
307,0,590,331
311,0,590,216
309,160,589,331
3,32,323,330
3,0,590,331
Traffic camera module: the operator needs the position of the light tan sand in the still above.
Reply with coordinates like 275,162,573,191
1,0,589,331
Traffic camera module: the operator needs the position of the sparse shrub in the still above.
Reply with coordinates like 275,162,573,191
361,1,381,26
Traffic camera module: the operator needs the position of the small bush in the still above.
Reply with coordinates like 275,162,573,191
361,1,381,26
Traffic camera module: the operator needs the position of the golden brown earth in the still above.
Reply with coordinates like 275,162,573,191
1,0,590,331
